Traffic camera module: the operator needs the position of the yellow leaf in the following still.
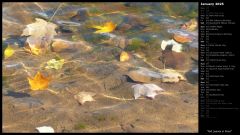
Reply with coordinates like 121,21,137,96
45,58,65,70
120,51,130,62
23,46,42,55
27,71,51,91
92,21,116,33
4,46,15,58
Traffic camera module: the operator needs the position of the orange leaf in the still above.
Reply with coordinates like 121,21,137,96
27,71,51,91
173,34,192,43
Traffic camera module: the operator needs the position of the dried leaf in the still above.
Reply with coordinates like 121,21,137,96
4,46,15,58
45,58,64,70
173,34,192,43
120,51,130,62
74,92,96,105
132,84,164,99
21,18,57,55
92,21,116,33
27,71,51,91
36,126,54,133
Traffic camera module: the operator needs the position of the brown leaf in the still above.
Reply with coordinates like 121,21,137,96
21,18,57,55
74,92,96,105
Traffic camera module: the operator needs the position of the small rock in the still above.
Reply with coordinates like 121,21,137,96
11,97,43,109
127,67,186,83
162,50,189,70
173,34,192,43
71,8,89,22
51,39,74,52
127,70,153,83
103,73,126,90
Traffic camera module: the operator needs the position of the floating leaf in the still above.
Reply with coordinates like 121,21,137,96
120,51,130,62
27,71,51,91
4,46,15,58
173,34,192,43
132,84,164,99
92,21,117,33
45,58,64,70
36,126,54,133
74,92,96,105
21,18,57,55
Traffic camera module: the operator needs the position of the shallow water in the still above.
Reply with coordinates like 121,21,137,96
3,2,198,133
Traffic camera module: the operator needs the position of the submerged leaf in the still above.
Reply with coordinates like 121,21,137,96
92,21,117,33
120,51,130,62
132,84,164,99
27,71,51,91
21,18,57,55
4,46,15,58
74,92,96,105
45,58,65,70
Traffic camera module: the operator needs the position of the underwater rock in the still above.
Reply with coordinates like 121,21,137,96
122,14,149,30
127,67,186,83
127,70,153,83
173,34,192,43
103,72,126,90
100,35,129,49
11,97,43,109
167,28,198,48
162,50,189,70
51,39,92,52
51,39,72,52
83,63,118,79
71,8,89,22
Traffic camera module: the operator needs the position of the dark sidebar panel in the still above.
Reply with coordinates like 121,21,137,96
199,0,240,134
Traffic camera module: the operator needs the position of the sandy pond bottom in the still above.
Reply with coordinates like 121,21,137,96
2,49,198,132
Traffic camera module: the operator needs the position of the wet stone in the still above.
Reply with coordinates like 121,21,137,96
4,91,31,98
71,8,89,22
162,50,190,70
11,97,43,110
103,72,127,91
83,63,119,79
